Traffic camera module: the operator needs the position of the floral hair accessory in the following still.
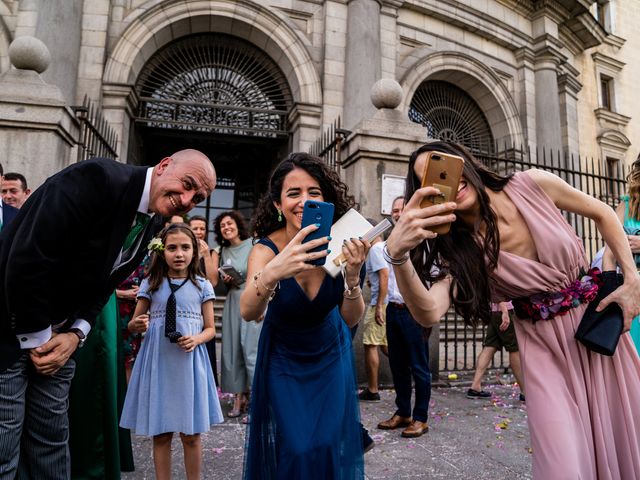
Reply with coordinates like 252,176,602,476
147,237,164,253
513,267,603,322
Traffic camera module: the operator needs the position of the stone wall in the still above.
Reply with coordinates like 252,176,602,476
576,1,640,165
0,0,638,167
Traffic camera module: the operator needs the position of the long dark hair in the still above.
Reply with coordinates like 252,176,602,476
213,210,250,247
253,152,356,237
406,141,512,327
147,223,201,292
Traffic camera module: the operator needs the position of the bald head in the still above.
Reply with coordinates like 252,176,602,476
171,149,216,191
148,149,217,216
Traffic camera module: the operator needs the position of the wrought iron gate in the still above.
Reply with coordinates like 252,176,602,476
135,33,291,138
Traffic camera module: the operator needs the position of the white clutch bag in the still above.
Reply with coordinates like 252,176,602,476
322,209,392,277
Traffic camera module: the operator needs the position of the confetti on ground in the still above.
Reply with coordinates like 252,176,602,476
495,419,511,430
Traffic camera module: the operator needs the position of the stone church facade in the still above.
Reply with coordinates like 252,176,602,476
0,0,638,213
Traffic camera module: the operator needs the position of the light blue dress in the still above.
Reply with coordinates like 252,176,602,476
120,276,223,436
621,195,640,355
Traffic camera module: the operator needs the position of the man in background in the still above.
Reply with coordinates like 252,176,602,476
359,219,389,402
1,172,31,209
0,164,18,231
377,196,432,439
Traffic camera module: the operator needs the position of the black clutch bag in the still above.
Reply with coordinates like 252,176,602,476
574,271,624,356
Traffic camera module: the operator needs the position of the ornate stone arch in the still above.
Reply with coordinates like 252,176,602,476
399,51,524,149
101,0,323,156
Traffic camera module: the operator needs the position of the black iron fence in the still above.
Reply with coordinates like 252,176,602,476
309,117,350,171
440,145,627,373
73,95,118,162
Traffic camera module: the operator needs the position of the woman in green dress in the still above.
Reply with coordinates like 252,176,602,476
211,211,261,420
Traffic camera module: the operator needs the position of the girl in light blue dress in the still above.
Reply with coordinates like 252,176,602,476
120,223,223,479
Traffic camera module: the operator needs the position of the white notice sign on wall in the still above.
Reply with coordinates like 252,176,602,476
381,174,406,215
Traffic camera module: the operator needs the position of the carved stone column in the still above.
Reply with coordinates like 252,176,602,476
343,0,382,130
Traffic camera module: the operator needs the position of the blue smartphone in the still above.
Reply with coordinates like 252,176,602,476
301,200,335,266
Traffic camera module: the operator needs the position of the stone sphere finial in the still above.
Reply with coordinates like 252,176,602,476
9,36,51,74
370,78,403,109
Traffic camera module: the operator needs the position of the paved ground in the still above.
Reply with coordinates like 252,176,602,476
122,379,532,479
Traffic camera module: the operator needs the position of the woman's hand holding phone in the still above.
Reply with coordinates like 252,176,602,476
386,186,457,259
262,224,332,286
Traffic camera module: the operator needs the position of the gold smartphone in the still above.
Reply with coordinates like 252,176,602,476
419,151,464,234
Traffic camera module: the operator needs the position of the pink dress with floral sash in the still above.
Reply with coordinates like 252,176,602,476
491,172,640,480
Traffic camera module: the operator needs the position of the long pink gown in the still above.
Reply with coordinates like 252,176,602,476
491,172,640,479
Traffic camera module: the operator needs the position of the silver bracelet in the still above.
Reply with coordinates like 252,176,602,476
383,243,410,266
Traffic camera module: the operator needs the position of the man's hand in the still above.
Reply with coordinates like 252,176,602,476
499,310,510,332
29,332,79,375
375,304,386,326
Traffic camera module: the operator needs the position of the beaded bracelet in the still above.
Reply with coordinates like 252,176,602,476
343,285,362,300
341,263,362,300
382,243,410,265
253,270,279,301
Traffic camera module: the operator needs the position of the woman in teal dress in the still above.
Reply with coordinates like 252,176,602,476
240,153,369,479
616,156,640,354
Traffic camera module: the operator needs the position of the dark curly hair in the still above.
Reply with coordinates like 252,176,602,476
252,153,357,237
405,141,512,328
213,210,250,247
147,223,201,292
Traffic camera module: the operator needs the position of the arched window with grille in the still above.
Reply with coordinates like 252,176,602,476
135,33,292,138
409,80,494,154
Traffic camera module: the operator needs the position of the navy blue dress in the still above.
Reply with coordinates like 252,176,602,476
243,238,364,479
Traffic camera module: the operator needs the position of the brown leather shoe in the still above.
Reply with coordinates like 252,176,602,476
377,414,412,430
401,420,429,438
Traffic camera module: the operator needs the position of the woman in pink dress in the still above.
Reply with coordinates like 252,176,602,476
386,141,640,479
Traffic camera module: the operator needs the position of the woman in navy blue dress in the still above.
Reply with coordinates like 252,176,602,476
240,153,370,479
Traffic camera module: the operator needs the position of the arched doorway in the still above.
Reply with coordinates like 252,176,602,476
130,33,293,223
399,52,524,152
409,80,494,154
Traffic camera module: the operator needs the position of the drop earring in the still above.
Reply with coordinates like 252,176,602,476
277,209,282,222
